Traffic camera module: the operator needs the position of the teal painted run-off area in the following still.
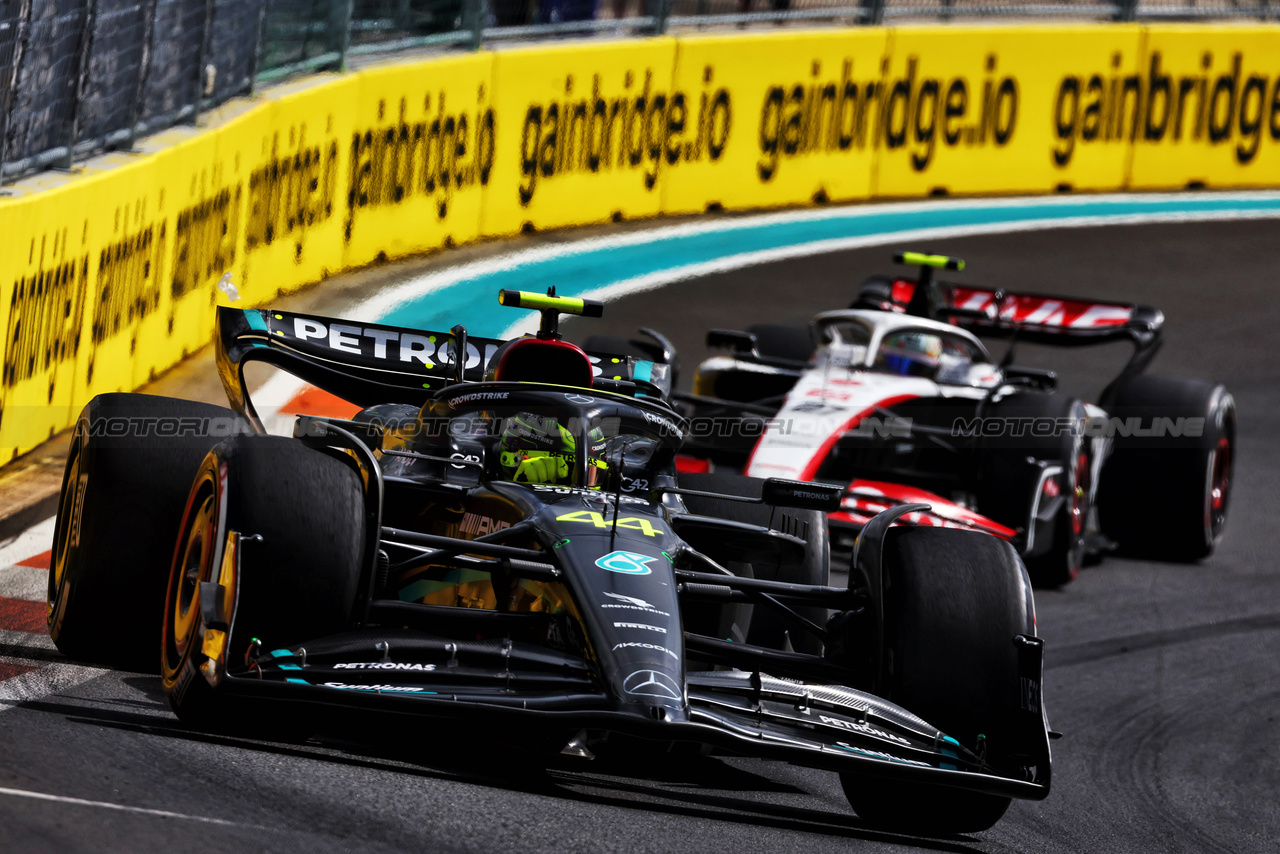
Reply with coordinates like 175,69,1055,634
379,194,1280,339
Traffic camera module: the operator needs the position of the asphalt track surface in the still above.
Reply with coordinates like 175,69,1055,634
2,218,1279,853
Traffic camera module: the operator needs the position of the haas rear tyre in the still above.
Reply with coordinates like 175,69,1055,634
678,472,828,655
161,435,365,728
841,527,1036,835
1098,375,1235,561
48,394,247,671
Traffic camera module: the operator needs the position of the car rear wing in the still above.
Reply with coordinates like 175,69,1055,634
215,306,672,426
859,278,1164,347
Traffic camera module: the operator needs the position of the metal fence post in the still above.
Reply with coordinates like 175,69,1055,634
652,0,671,35
335,0,353,70
463,0,485,51
190,0,218,123
127,0,160,148
860,0,884,25
62,0,98,170
248,0,268,92
1115,0,1138,22
0,0,35,182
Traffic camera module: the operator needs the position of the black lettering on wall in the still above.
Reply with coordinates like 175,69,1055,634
517,66,731,205
1053,50,1278,168
3,234,89,400
94,221,166,343
756,54,1017,181
246,131,339,254
171,187,239,302
346,87,496,238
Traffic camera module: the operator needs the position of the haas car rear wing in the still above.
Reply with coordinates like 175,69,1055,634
215,304,672,427
856,251,1164,348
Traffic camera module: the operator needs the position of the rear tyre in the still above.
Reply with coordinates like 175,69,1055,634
161,435,365,729
1098,375,1235,561
840,527,1033,835
976,392,1091,588
48,394,246,671
677,472,828,655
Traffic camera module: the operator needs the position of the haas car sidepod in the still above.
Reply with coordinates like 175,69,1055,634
676,252,1236,587
48,290,1051,835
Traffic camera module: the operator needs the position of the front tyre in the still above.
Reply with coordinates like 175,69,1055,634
48,394,246,671
161,435,365,728
840,527,1035,835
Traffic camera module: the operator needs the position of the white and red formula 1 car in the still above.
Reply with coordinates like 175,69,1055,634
665,252,1235,587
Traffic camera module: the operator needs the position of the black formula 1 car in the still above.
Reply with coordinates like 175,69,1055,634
47,289,1051,834
670,252,1236,588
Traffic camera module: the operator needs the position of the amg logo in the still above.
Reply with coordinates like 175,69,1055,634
461,513,511,537
820,714,911,746
333,662,437,671
613,622,666,634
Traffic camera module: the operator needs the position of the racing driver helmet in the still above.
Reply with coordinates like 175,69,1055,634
876,330,944,378
498,412,609,487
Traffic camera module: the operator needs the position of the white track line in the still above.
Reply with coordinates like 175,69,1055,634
0,565,47,600
0,661,107,710
0,785,257,827
0,516,55,568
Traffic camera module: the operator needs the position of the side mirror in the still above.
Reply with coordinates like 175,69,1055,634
1003,366,1058,391
706,329,757,354
762,478,843,512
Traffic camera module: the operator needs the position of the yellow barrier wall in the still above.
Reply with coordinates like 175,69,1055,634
1129,25,1280,190
2,23,1278,461
665,30,889,213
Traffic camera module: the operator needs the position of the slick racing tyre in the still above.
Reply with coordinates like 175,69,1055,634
48,394,247,672
162,435,364,728
1097,375,1235,561
677,472,828,655
841,527,1035,835
976,392,1092,588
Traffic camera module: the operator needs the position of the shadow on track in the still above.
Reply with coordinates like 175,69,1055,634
17,680,987,852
